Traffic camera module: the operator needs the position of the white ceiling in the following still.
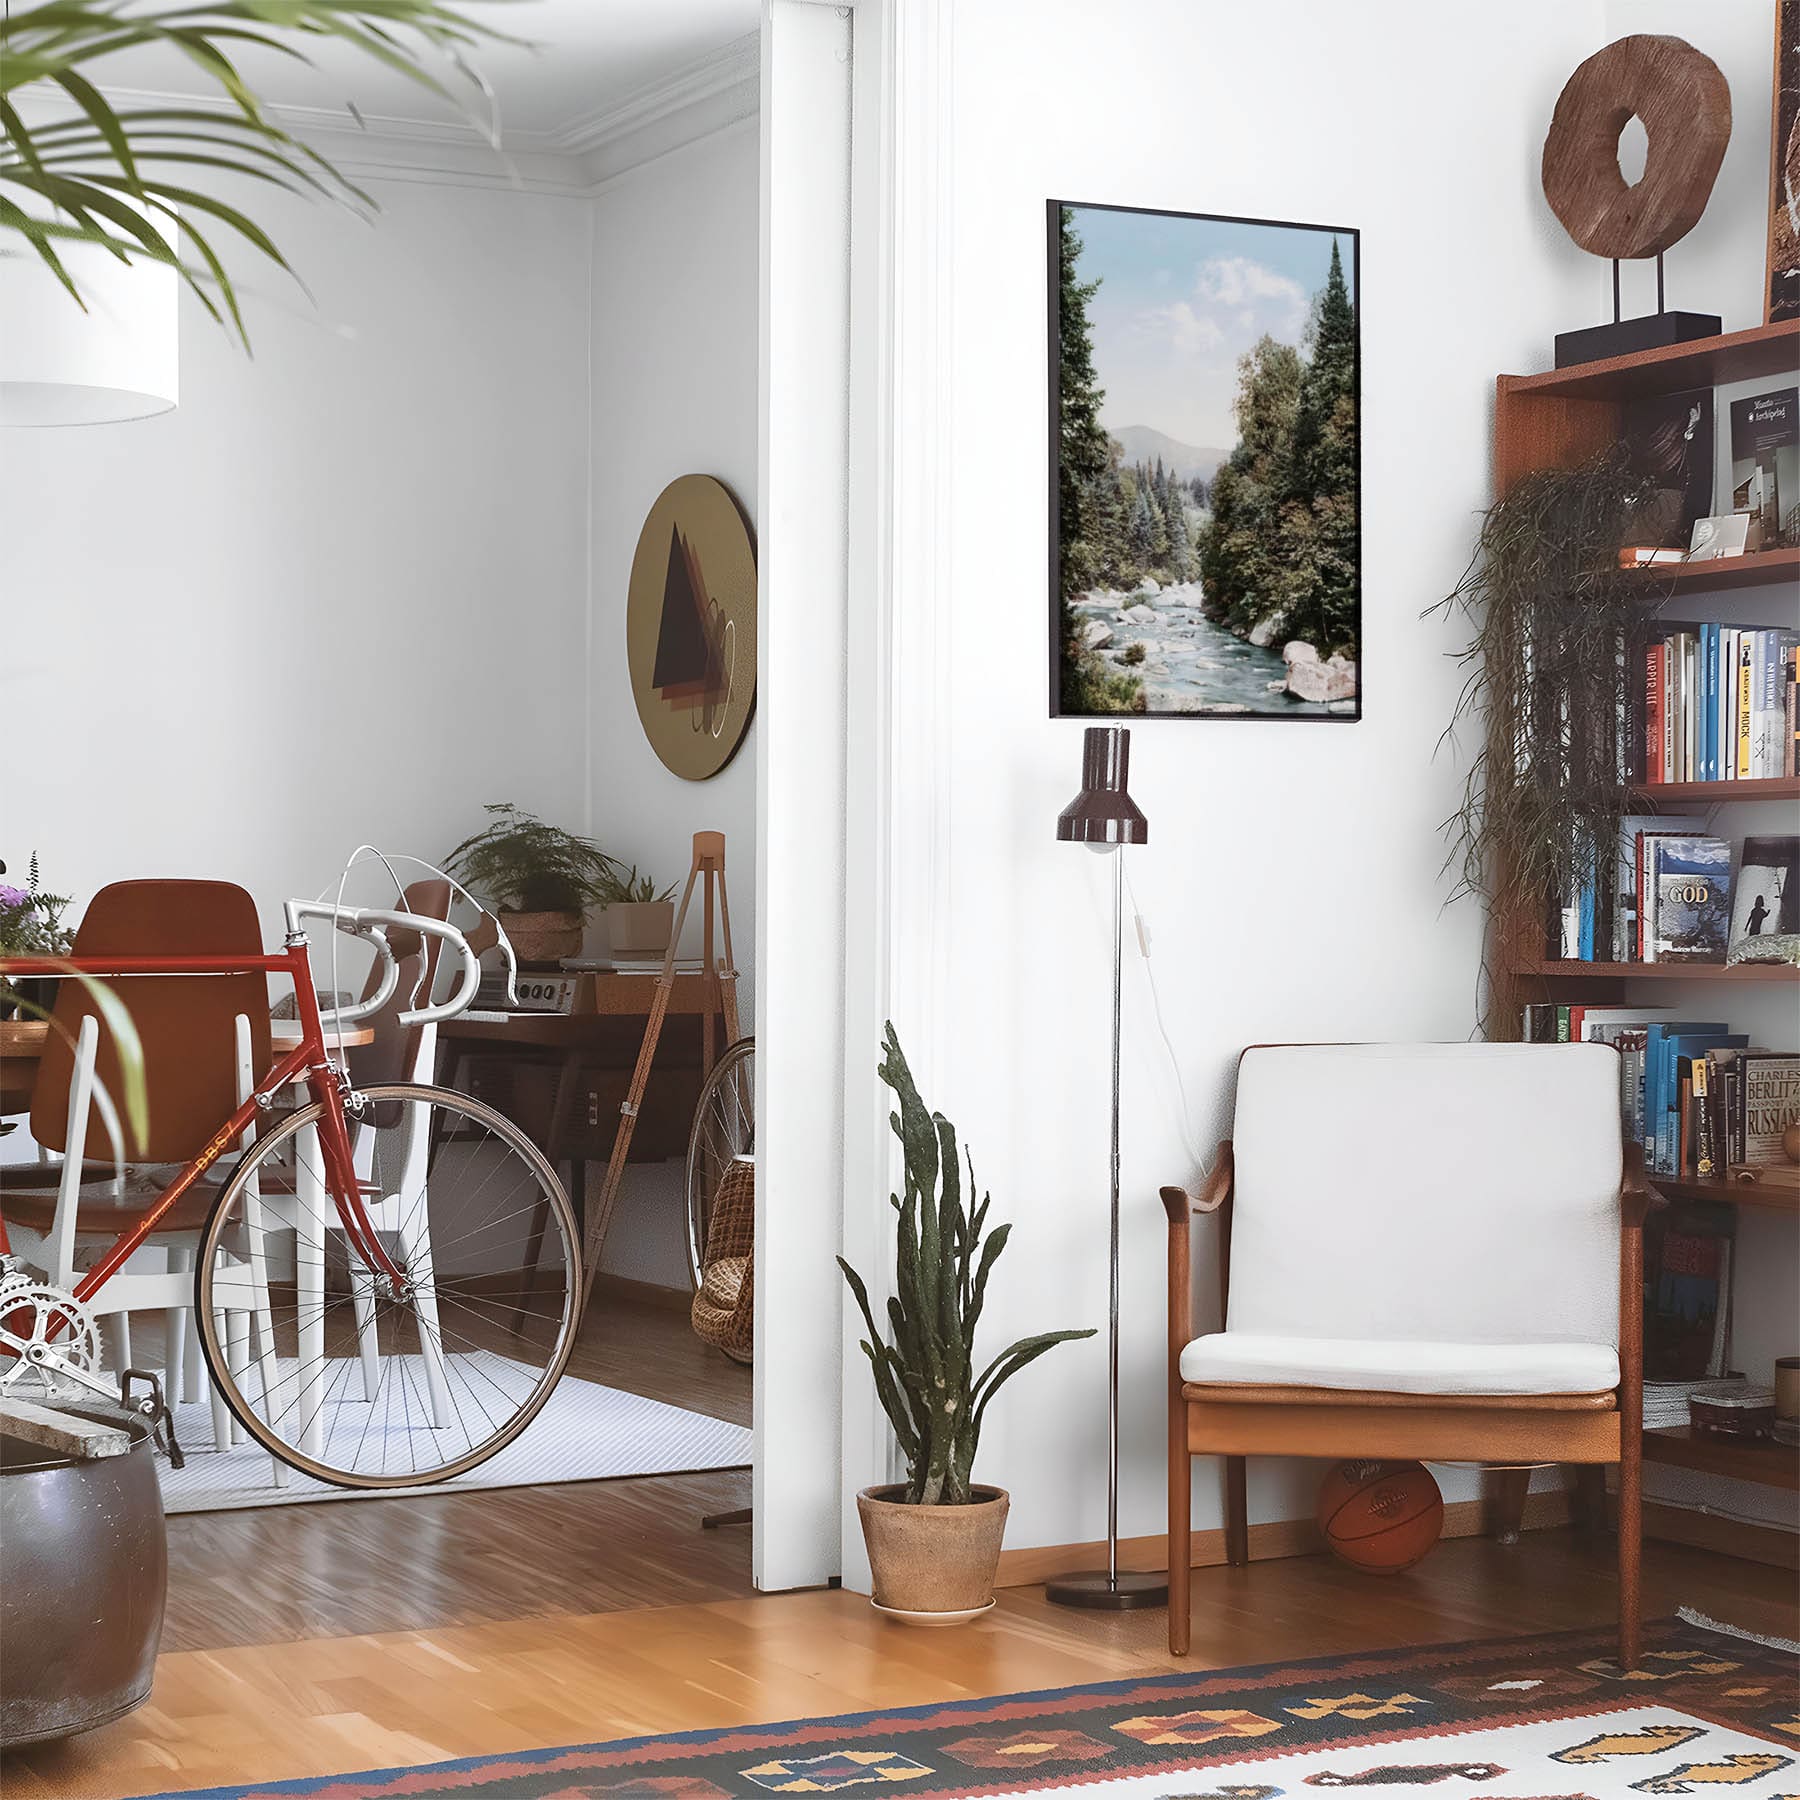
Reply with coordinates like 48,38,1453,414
95,0,761,148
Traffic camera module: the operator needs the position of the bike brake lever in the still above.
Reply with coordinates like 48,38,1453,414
121,1367,184,1470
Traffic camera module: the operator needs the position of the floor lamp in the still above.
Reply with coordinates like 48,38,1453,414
1045,725,1167,1611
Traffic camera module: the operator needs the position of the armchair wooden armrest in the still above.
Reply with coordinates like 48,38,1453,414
1160,1141,1234,1222
1162,1142,1234,1367
1620,1140,1661,1230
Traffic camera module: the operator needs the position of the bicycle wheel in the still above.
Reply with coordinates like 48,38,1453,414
685,1037,755,1290
195,1082,581,1488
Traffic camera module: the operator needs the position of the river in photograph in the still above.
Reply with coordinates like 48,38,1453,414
1072,581,1339,715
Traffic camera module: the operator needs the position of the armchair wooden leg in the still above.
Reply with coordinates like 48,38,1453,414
1487,1466,1531,1544
1168,1447,1191,1656
1224,1456,1248,1567
1617,1446,1642,1670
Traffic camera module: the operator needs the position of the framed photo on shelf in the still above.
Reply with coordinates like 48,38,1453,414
1048,200,1360,721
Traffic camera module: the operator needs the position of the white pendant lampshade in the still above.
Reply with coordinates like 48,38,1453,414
0,213,178,427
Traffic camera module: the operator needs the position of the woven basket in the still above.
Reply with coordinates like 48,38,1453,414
691,1156,754,1362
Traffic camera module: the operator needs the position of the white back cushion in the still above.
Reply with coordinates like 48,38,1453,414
1227,1044,1622,1348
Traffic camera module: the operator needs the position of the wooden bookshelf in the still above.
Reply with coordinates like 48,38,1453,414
1501,319,1800,404
1628,775,1800,804
1512,959,1800,983
1626,546,1800,595
1495,320,1800,491
1643,1426,1800,1491
1648,1174,1800,1215
1491,326,1800,1561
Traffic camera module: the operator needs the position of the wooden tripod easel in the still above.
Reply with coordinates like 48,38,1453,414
580,830,740,1313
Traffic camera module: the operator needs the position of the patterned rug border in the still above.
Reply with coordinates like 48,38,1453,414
129,1612,1794,1800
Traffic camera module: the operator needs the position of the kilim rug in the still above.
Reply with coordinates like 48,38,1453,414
133,1612,1797,1800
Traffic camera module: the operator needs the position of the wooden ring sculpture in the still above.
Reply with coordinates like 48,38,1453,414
1541,34,1731,260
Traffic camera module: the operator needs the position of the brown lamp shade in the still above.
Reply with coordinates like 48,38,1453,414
1056,726,1148,846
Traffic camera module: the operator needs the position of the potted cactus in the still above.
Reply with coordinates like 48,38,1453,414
838,1025,1094,1623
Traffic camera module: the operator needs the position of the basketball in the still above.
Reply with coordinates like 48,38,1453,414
1315,1460,1443,1574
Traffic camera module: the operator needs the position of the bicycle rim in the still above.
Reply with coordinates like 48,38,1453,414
196,1082,581,1488
684,1037,755,1290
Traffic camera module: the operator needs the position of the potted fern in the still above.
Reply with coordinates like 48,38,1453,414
445,805,618,968
838,1025,1094,1623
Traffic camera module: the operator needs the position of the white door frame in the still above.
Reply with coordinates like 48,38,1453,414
755,0,954,1592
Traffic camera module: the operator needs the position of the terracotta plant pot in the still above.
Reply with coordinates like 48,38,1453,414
499,909,585,969
605,900,675,959
856,1484,1009,1623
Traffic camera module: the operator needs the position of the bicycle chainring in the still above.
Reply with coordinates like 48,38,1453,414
0,1279,104,1398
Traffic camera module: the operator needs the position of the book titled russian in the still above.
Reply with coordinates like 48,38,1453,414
1729,387,1798,548
1646,836,1732,962
1739,1053,1800,1167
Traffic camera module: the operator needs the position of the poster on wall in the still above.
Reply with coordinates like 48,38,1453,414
1769,0,1800,323
1048,200,1360,721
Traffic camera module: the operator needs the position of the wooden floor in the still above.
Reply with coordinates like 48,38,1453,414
7,1531,1796,1800
160,1284,755,1651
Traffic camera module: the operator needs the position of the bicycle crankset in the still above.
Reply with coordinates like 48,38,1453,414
0,1275,110,1402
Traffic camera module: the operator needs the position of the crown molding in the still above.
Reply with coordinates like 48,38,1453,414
14,31,761,196
552,31,760,157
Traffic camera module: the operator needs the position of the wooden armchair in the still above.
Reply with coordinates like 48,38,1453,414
1162,1043,1650,1668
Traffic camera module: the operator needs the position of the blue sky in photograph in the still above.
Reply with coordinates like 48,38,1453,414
1067,204,1354,455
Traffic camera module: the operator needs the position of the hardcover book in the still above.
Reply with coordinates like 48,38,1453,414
1623,387,1714,547
1729,387,1798,547
1647,836,1732,962
1642,1202,1735,1382
1739,1052,1800,1167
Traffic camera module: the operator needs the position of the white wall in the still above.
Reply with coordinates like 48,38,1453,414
2,177,592,924
586,119,763,1285
869,0,1645,1556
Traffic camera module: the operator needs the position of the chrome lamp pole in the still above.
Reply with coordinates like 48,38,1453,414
1045,725,1167,1611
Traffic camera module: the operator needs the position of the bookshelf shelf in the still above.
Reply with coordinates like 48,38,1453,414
1512,959,1800,983
1627,547,1800,595
1648,1174,1800,1215
1500,320,1800,404
1629,776,1800,803
1642,1425,1800,1491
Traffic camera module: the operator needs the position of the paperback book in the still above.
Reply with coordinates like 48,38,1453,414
1730,386,1798,547
1644,836,1732,962
1728,834,1799,953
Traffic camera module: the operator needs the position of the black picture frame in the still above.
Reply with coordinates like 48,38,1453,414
1047,198,1362,722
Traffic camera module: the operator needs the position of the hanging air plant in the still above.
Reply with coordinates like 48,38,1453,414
1429,447,1667,1030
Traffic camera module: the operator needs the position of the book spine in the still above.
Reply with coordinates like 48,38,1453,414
1555,1005,1571,1044
1644,641,1663,784
1678,1069,1693,1178
1680,632,1696,782
1694,1057,1715,1178
1701,623,1717,783
1788,645,1799,779
1719,627,1737,780
1737,636,1754,778
1666,639,1680,783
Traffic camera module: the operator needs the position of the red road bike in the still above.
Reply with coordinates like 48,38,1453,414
0,900,581,1488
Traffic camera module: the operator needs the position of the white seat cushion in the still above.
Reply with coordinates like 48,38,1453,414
1180,1332,1619,1397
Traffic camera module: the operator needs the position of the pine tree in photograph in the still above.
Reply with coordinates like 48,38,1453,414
1055,206,1141,713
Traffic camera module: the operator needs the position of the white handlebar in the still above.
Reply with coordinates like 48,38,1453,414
283,900,488,1028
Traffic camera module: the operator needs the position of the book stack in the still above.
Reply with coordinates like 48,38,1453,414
1521,1002,1800,1182
1640,625,1800,783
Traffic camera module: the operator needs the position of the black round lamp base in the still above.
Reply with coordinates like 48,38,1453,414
1043,1568,1169,1610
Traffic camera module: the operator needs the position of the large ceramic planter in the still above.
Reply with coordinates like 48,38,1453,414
856,1484,1008,1624
0,1405,167,1746
500,909,585,969
604,901,675,959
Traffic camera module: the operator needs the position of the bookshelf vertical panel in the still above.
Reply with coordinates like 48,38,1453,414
1493,386,1622,495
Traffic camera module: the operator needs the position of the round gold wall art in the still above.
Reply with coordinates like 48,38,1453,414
625,475,757,782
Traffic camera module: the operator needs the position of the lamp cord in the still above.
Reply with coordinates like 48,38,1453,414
1120,859,1210,1176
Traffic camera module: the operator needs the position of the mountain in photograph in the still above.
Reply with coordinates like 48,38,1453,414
1107,425,1226,486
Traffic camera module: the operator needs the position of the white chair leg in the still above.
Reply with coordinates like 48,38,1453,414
297,1123,328,1463
207,1304,234,1453
224,1311,251,1444
180,1305,204,1404
164,1244,190,1405
103,1311,133,1376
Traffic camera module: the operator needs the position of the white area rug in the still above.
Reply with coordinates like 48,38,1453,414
155,1366,751,1513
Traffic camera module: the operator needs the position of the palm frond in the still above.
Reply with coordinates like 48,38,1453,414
0,0,522,346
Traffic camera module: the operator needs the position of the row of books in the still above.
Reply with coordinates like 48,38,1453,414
1554,829,1796,965
1519,1004,1800,1180
1639,625,1799,784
